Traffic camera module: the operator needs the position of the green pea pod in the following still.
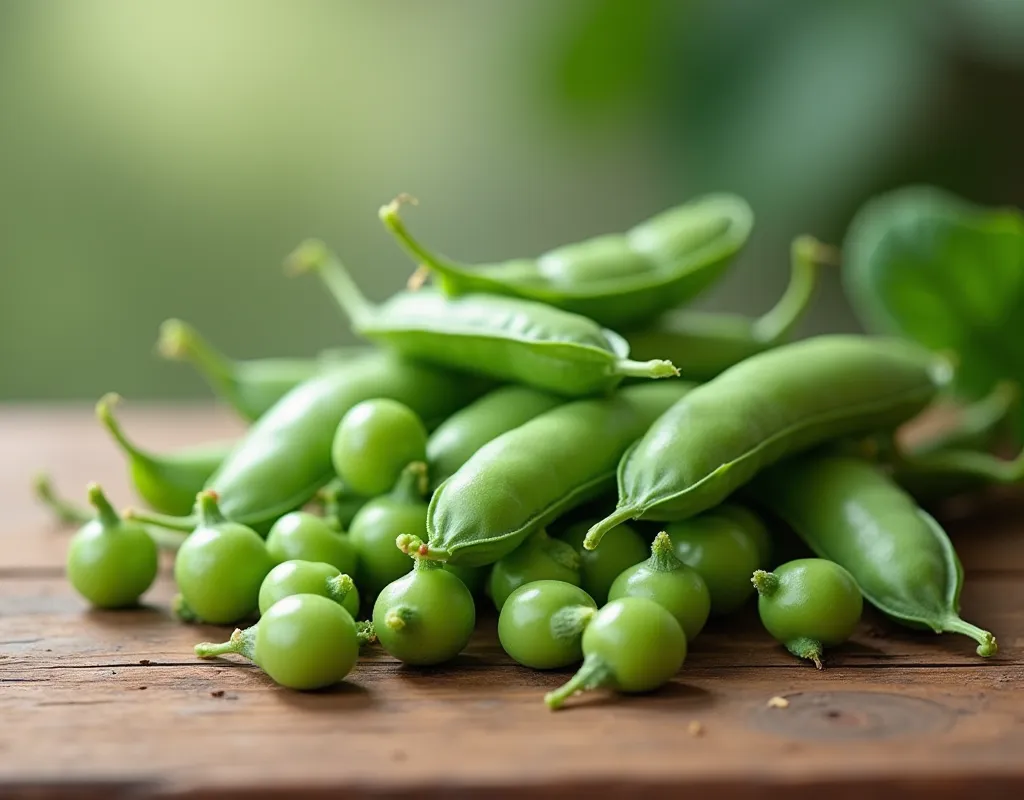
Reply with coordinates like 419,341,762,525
748,454,997,657
426,385,564,491
157,318,370,422
288,241,679,398
96,393,233,516
585,335,950,549
406,381,697,568
127,350,490,533
377,193,754,330
624,235,832,381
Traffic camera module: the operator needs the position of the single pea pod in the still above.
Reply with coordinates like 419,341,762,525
426,385,564,490
624,236,832,381
749,453,997,657
406,381,697,568
95,393,233,516
288,240,679,397
585,334,950,549
377,193,753,330
127,350,489,533
158,318,368,422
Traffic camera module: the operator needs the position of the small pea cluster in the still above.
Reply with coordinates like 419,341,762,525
38,191,1011,704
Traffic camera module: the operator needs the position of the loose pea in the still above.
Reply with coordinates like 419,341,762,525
544,597,686,710
497,580,597,669
266,511,357,575
752,558,863,669
66,483,158,609
332,398,428,497
559,519,648,605
489,529,581,611
608,531,710,641
258,560,360,619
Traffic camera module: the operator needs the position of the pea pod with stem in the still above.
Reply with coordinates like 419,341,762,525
287,240,679,398
624,235,835,381
95,393,233,516
378,192,754,330
749,453,997,657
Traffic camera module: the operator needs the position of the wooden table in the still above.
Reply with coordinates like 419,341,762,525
2,405,1022,800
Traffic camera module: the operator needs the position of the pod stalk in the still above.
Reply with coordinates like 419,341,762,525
751,235,831,345
615,358,679,380
95,393,160,471
156,319,243,415
86,483,121,528
584,506,641,551
285,239,374,327
943,617,998,657
194,627,256,661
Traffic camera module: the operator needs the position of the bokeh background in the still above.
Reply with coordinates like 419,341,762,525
3,0,1023,401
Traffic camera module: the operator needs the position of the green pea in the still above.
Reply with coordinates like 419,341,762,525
195,594,364,691
426,385,563,491
545,597,686,710
127,350,488,534
559,519,648,605
624,236,829,381
497,580,597,669
665,505,768,616
258,560,360,619
349,462,428,596
750,454,998,657
289,240,679,398
586,334,949,548
66,483,158,609
489,529,581,611
752,558,863,668
378,193,753,330
173,491,274,625
266,511,357,574
608,531,710,641
332,398,428,497
373,556,476,666
95,393,232,517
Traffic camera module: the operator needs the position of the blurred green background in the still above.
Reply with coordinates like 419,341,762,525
2,0,1023,401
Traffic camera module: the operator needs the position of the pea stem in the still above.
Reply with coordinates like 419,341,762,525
356,621,376,646
751,569,780,598
285,239,374,328
395,533,450,563
583,506,640,551
384,606,415,631
95,393,161,471
751,235,833,345
614,358,680,380
125,507,198,533
378,195,471,292
549,605,596,642
325,574,355,605
942,617,999,658
196,490,227,526
157,319,244,415
648,531,683,572
33,473,91,525
786,637,824,669
544,653,614,710
86,483,122,529
390,462,428,504
194,627,256,661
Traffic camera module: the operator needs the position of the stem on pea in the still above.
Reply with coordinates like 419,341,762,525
325,574,355,606
549,605,595,642
648,531,684,572
786,637,824,670
751,569,780,598
33,473,91,525
384,605,415,631
614,358,680,380
544,653,615,710
356,620,376,646
583,506,641,551
194,626,257,661
86,483,122,529
395,533,449,563
172,593,202,624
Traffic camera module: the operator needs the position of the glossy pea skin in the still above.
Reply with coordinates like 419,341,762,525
427,381,697,567
489,529,581,611
266,511,357,575
379,193,753,330
66,484,159,609
332,399,428,497
586,334,946,547
753,559,862,667
258,560,360,619
560,519,648,605
373,561,476,665
751,454,998,657
666,505,768,616
425,385,563,491
498,580,597,669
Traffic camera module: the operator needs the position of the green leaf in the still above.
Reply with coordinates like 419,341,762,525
842,185,1024,422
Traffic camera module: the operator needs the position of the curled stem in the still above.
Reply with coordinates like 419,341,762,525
943,617,998,658
584,506,641,551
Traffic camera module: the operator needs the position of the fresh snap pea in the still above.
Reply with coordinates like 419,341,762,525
624,236,831,381
266,511,357,575
258,560,360,619
559,519,648,606
752,558,863,668
750,453,998,656
288,240,679,398
127,350,488,533
489,529,581,611
409,381,697,568
426,386,564,491
585,335,950,548
378,193,753,329
96,393,233,517
498,580,597,670
332,398,428,497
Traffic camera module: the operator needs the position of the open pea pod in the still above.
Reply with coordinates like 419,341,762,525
377,193,753,330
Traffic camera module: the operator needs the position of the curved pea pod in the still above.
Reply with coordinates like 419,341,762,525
749,454,998,657
584,335,950,548
409,381,697,568
624,236,833,381
158,318,369,422
377,193,753,330
287,241,679,398
96,393,233,516
127,350,490,533
426,385,564,491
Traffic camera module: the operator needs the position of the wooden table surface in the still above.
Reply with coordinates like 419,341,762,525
2,404,1023,800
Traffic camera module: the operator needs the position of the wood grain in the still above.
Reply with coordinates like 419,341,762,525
1,406,1022,800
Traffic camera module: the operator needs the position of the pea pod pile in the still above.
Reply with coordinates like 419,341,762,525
36,188,1018,706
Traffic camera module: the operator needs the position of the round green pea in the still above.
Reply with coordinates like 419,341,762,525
498,580,597,669
489,529,581,611
332,398,428,497
258,560,360,619
560,519,648,605
348,490,426,596
266,512,357,575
